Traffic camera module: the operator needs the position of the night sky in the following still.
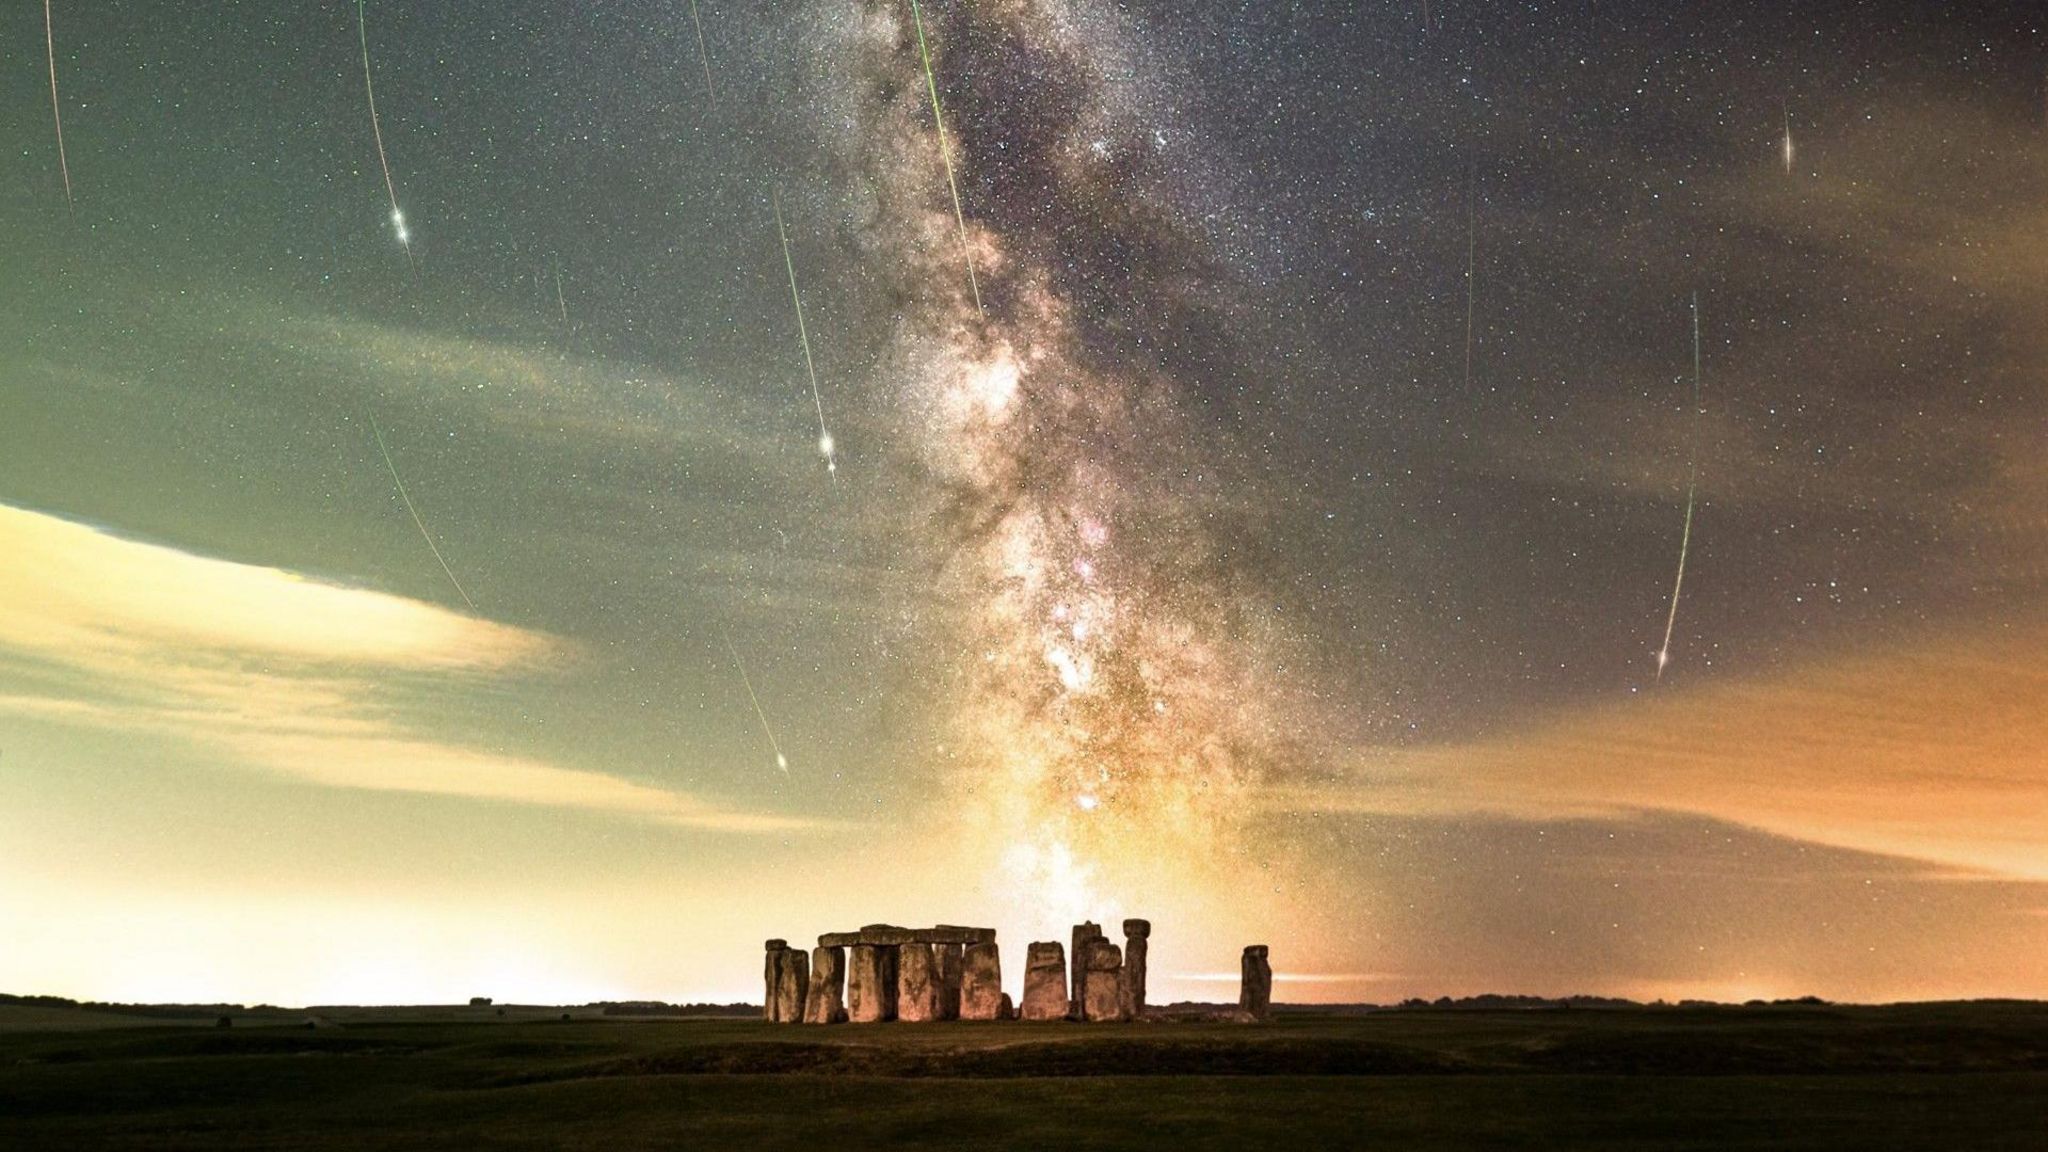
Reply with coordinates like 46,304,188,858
3,0,2044,1006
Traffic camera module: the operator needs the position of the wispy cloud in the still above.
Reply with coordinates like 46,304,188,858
1273,619,2048,881
0,503,828,834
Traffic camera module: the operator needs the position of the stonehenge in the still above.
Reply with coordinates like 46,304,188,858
897,942,941,1022
803,945,847,1024
1118,919,1150,1020
1240,944,1272,1020
759,918,1268,1026
1081,938,1125,1022
1020,941,1070,1021
960,941,1004,1020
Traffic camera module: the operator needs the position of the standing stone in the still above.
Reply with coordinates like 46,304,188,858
961,942,1004,1020
1021,941,1070,1021
1069,922,1103,1018
848,943,900,1023
935,942,964,1020
1119,919,1150,1021
1240,944,1272,1020
804,945,847,1024
999,993,1015,1020
763,939,788,1022
1082,938,1125,1022
898,941,941,1022
774,947,810,1024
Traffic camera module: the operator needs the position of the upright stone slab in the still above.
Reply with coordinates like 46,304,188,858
1119,919,1150,1021
763,939,788,1022
935,942,964,1020
1021,941,1069,1021
804,945,847,1024
897,941,941,1022
1239,944,1272,1021
1069,922,1103,1019
1082,938,1125,1022
848,943,900,1023
960,942,1003,1020
774,947,810,1024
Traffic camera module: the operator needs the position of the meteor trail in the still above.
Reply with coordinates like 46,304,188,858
723,628,789,776
553,263,568,325
369,413,476,613
1655,293,1703,680
1781,102,1794,174
908,0,984,318
43,0,71,207
772,187,837,479
687,0,715,103
1462,167,1477,388
356,0,413,266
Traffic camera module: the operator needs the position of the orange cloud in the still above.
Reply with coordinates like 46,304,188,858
0,503,830,834
1282,620,2048,880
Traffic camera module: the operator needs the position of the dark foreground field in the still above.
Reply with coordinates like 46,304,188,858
5,1002,2047,1150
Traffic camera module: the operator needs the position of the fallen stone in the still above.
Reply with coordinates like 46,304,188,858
960,942,1003,1020
804,945,847,1024
1021,941,1070,1021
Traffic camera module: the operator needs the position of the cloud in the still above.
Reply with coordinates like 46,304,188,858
1276,618,2048,881
0,503,828,834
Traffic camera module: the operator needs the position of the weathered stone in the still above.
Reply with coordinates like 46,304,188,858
817,925,997,948
960,942,1003,1020
1083,938,1125,1022
1021,941,1069,1021
1119,920,1150,1021
804,946,847,1024
764,941,788,1022
897,942,942,1022
848,943,900,1022
774,947,809,1024
935,942,964,1020
999,993,1014,1020
1069,922,1103,1018
1240,944,1272,1021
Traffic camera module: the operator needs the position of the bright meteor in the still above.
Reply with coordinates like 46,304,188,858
909,0,984,318
1654,293,1703,680
43,0,72,208
357,0,414,266
772,186,837,480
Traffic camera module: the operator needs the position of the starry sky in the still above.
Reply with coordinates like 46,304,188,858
3,0,2045,1007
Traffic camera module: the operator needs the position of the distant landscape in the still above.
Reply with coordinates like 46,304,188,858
6,994,2046,1149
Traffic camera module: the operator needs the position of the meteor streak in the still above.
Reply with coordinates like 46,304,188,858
553,263,568,325
687,0,715,103
369,413,476,613
723,628,789,776
356,0,413,266
43,0,72,207
1654,293,1703,680
772,187,837,479
1462,167,1477,388
1781,102,1794,174
909,0,984,318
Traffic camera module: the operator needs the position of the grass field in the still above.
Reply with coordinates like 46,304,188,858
4,1001,2046,1149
